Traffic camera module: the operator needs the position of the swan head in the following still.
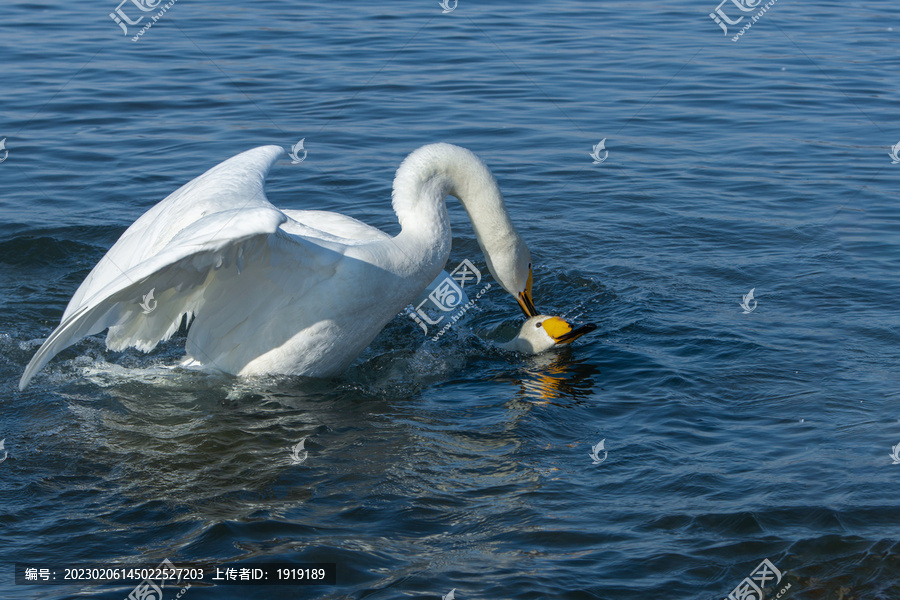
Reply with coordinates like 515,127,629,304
500,315,597,354
486,249,536,318
515,262,537,318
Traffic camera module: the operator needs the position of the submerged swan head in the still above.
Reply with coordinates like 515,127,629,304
500,315,597,354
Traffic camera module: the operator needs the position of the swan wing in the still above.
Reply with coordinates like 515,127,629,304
281,209,391,243
62,145,285,321
18,206,304,390
19,145,352,390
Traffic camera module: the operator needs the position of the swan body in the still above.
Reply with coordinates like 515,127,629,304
499,315,596,354
19,143,539,390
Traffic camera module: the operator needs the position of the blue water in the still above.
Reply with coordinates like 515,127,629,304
2,0,899,598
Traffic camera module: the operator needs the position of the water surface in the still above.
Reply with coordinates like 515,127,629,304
2,1,899,598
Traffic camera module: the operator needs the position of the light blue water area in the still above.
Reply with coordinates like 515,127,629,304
1,0,899,598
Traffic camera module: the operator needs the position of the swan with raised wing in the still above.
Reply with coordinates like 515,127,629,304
19,143,592,390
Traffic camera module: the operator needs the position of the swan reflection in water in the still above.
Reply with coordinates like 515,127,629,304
499,348,599,406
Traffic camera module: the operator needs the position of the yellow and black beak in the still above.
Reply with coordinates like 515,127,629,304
554,322,597,345
516,266,538,317
542,316,597,345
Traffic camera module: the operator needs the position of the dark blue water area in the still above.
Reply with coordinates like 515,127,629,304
1,0,899,598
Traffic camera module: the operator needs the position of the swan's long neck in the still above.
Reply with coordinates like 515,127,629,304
389,143,527,293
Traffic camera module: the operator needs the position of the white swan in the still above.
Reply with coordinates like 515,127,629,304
19,143,567,390
500,315,596,354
